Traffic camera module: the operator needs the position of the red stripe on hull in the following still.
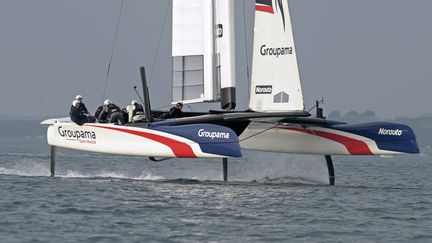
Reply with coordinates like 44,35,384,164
280,127,373,155
256,5,274,13
86,125,197,158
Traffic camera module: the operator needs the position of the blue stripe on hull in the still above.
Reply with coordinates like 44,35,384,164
330,122,420,154
152,124,242,157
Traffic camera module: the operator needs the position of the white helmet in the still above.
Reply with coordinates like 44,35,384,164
72,100,80,107
131,100,138,105
75,95,83,100
104,99,112,106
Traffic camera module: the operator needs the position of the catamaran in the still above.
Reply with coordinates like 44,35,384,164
41,0,419,185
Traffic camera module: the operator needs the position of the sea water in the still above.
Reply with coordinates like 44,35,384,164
0,136,431,242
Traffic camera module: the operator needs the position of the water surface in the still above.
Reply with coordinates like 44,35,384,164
0,137,431,242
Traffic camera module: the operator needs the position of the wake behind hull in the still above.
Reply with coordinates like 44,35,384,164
239,121,420,155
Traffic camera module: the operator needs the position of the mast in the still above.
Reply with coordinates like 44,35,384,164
140,66,152,122
216,0,236,111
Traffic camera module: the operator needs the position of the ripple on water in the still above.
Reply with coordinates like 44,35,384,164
0,139,431,242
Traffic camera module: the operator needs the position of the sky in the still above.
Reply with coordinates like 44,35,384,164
0,0,431,119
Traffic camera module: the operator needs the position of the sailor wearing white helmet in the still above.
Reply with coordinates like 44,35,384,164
131,100,144,116
75,94,90,116
69,99,88,125
104,99,112,106
95,99,124,124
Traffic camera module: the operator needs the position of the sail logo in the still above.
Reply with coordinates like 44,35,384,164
260,45,293,58
198,129,230,140
255,85,273,94
58,126,96,140
256,0,287,31
273,91,289,103
256,0,274,13
378,128,403,136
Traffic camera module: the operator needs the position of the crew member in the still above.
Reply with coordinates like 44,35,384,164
75,95,90,116
167,102,184,118
69,100,88,125
94,103,107,123
131,100,144,116
98,99,125,125
121,107,130,124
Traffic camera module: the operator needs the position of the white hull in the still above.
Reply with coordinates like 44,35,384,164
239,122,405,155
46,121,240,158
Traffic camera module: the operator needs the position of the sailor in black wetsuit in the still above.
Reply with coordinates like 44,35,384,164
75,95,90,116
75,94,96,122
70,100,88,125
98,99,125,125
94,104,107,123
131,100,144,116
167,102,184,118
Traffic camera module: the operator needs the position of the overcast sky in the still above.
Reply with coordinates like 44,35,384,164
0,0,431,119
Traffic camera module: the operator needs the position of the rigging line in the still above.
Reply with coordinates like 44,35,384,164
240,120,311,142
148,0,171,88
306,97,324,113
242,0,251,92
239,123,280,142
102,0,124,103
153,103,193,111
153,104,172,110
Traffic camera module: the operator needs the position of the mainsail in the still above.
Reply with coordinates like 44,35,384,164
249,0,305,112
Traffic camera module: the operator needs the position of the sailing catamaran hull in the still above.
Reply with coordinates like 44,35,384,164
240,121,419,155
45,121,242,158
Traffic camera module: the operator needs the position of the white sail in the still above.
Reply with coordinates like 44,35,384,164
249,0,304,112
172,0,217,104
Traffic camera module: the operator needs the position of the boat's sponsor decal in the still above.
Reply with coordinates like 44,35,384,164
255,85,273,94
198,129,230,140
280,127,373,155
256,0,287,32
58,126,96,144
273,91,289,103
256,0,274,14
85,125,197,158
260,45,293,58
378,128,403,136
275,0,286,31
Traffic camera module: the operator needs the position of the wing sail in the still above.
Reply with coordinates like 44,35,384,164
172,0,217,104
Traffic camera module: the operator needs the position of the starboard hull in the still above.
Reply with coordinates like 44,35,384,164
239,121,420,155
